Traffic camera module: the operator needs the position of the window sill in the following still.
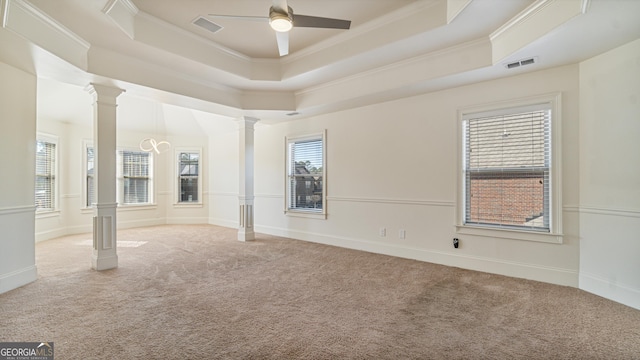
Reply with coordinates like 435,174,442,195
285,210,326,220
173,202,204,208
455,224,562,244
118,204,157,211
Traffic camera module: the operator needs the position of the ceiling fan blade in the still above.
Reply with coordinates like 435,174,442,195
208,14,269,22
275,31,289,56
272,0,289,13
293,14,351,29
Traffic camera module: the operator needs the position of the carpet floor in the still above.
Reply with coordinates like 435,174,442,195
1,224,639,359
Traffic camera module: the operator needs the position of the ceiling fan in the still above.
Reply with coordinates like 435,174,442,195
209,0,351,57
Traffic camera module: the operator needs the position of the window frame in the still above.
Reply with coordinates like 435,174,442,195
284,130,327,219
35,133,59,214
116,148,155,206
456,93,563,244
174,147,203,206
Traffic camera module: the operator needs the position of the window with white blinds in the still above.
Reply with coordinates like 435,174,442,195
178,151,199,203
286,133,325,214
118,150,153,205
463,104,551,232
35,139,56,211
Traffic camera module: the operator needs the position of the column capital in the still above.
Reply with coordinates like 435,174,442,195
85,83,125,103
236,116,260,127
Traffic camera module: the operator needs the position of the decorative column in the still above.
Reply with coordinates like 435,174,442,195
238,117,258,241
86,84,125,270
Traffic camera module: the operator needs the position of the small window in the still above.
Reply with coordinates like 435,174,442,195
86,146,95,207
118,150,153,205
177,151,200,203
35,137,57,211
286,132,326,216
458,94,562,243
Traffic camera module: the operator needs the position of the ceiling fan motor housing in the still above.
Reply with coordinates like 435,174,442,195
269,6,294,32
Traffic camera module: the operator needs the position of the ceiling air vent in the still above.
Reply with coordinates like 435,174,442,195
193,16,223,34
505,57,537,69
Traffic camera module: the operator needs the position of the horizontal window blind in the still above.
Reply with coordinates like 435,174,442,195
35,140,56,210
288,137,323,211
122,150,150,204
464,109,550,231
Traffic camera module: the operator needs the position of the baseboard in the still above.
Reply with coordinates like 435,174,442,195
35,227,68,242
117,218,166,229
0,265,37,294
580,272,640,310
166,217,210,225
255,225,578,287
209,218,238,229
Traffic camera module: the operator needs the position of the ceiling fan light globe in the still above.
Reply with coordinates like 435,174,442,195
270,17,292,32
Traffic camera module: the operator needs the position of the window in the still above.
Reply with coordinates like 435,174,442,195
177,151,200,203
286,132,326,216
35,137,57,211
85,148,154,207
119,150,153,205
458,95,562,243
86,146,95,207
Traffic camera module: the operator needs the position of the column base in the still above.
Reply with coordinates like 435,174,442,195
91,254,118,271
238,230,255,242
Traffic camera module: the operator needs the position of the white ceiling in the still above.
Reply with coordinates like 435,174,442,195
133,0,420,59
3,0,640,129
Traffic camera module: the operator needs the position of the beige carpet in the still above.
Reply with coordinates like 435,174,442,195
1,224,639,359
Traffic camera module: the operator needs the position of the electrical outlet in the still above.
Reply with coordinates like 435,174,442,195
453,238,459,248
399,229,406,239
379,228,386,237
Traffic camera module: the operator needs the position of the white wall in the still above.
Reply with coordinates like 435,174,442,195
249,64,582,287
0,62,37,293
207,118,240,228
579,38,640,310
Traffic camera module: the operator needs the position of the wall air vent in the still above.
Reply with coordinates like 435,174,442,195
193,16,223,34
505,57,537,69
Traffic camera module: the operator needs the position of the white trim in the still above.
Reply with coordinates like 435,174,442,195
456,93,563,243
580,271,640,310
5,0,90,49
174,147,203,206
327,196,454,207
208,217,238,229
255,224,578,287
455,225,562,244
490,0,551,41
35,226,67,242
578,206,640,218
0,265,37,295
117,204,157,211
35,210,60,219
0,205,35,216
166,216,209,225
284,130,327,218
